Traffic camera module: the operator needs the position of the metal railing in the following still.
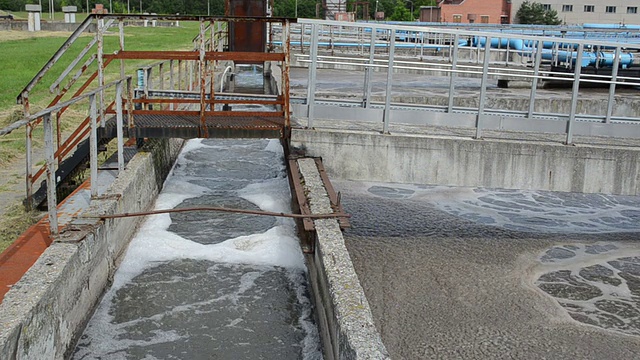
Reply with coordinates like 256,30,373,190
292,19,640,143
1,14,295,235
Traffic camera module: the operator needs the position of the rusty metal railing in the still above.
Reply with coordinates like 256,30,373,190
3,14,295,235
2,78,131,236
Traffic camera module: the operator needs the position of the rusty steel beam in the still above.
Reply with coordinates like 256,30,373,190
106,51,285,62
199,20,208,138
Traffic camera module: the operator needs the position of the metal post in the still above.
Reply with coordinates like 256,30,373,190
566,43,584,145
307,24,319,128
447,33,459,113
189,61,194,91
119,19,125,79
420,31,424,59
284,20,291,130
527,40,543,119
159,62,164,110
116,82,124,172
605,46,621,123
43,113,58,235
178,60,182,91
97,17,105,127
363,26,375,108
127,77,134,128
199,20,208,138
89,94,99,197
475,36,492,139
26,122,33,210
383,29,396,135
169,60,175,110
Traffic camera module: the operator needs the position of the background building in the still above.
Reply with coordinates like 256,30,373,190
437,0,512,24
510,1,640,25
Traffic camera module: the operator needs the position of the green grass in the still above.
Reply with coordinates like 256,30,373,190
0,21,200,163
0,204,40,253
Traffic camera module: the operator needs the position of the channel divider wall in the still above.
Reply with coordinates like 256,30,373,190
296,157,390,360
0,138,184,359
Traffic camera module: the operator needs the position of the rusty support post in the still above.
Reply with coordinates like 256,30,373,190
199,20,208,138
283,20,291,131
89,94,98,198
43,113,58,236
116,81,124,172
97,17,105,127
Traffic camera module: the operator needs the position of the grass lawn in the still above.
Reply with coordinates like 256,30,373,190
0,19,202,252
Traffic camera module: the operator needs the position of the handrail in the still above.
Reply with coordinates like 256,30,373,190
1,77,131,136
17,15,96,105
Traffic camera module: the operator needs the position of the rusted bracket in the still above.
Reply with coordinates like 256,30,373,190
314,158,350,230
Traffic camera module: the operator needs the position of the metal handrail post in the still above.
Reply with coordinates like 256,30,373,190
383,29,396,135
475,36,492,139
605,46,621,123
43,113,58,235
89,94,99,198
116,81,124,172
447,33,459,113
307,23,319,128
363,26,375,108
527,40,543,119
566,43,584,145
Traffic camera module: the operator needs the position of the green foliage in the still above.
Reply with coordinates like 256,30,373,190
272,0,318,18
515,1,562,25
388,1,412,21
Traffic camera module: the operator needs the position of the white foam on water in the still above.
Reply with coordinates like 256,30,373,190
347,180,640,234
76,138,319,359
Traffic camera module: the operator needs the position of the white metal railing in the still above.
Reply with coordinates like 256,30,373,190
291,19,640,143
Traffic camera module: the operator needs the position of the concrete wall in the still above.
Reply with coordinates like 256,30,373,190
297,158,390,360
0,20,97,32
290,129,640,195
0,138,183,360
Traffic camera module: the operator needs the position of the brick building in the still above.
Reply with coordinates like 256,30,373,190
437,0,512,24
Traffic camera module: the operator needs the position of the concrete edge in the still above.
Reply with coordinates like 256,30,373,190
297,158,390,360
0,138,184,360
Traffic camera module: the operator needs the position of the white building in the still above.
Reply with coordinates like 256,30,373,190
510,1,640,25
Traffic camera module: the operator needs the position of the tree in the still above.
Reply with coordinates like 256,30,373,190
515,1,562,25
388,1,411,21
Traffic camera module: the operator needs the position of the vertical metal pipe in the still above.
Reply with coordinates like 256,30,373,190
43,113,58,236
475,36,492,139
143,67,149,109
199,20,208,138
605,46,621,123
97,17,105,127
383,29,396,135
283,20,291,131
566,43,584,145
307,24,319,129
116,81,124,173
363,26,375,108
447,33,459,113
158,62,164,110
89,94,98,198
420,31,424,59
527,40,543,119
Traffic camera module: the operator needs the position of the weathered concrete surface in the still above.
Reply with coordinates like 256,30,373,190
0,20,97,32
290,121,640,196
0,139,183,360
297,158,390,360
